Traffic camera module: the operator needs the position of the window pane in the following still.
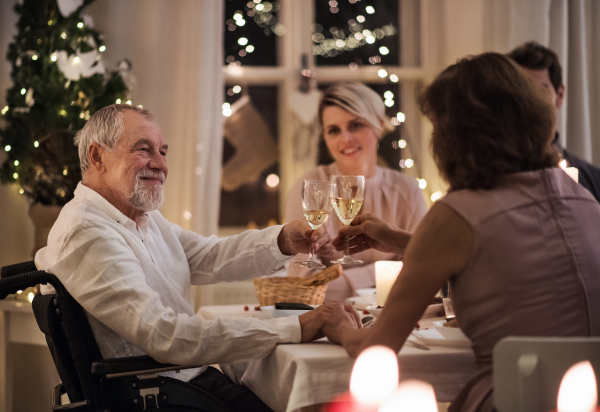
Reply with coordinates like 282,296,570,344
314,0,399,67
317,83,404,171
220,86,280,227
224,0,280,66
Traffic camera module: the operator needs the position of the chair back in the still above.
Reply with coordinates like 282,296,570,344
0,261,103,408
493,336,600,412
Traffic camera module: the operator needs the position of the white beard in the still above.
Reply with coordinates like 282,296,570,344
127,169,165,212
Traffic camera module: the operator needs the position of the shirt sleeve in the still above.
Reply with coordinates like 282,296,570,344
38,222,301,366
170,223,293,285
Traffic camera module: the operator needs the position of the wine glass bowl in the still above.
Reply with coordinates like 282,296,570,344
330,175,365,265
295,180,331,269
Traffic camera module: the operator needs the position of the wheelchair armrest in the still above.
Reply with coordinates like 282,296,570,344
91,355,203,378
52,383,93,411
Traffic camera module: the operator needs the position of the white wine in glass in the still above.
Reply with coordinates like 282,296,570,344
295,180,331,269
330,175,365,265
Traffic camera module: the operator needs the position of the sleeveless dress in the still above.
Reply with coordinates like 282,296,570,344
440,168,600,412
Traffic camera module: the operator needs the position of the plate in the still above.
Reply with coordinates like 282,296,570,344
345,295,377,310
356,288,376,296
365,305,383,318
260,305,318,318
432,320,470,341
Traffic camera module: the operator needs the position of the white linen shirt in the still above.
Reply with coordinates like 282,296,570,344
35,183,301,382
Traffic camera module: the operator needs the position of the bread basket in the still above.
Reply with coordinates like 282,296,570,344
254,264,342,306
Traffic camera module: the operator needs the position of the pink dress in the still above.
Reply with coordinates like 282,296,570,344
440,168,600,412
285,163,427,301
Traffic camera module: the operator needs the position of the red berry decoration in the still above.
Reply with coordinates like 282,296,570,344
244,306,249,311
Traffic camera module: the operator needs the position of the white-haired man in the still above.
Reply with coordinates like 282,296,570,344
34,104,359,412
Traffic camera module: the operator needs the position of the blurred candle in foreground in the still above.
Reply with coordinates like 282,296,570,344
326,345,399,412
378,380,438,412
376,261,403,306
557,361,598,412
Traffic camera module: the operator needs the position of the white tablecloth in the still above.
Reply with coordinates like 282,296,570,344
198,305,477,412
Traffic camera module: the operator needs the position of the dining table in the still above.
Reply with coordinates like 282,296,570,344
198,304,478,412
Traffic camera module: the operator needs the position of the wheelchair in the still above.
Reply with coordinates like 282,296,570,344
0,261,231,412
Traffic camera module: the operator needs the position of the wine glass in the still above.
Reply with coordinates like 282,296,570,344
295,180,331,269
330,175,365,265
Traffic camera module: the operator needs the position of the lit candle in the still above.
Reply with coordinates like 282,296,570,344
555,361,599,412
378,380,438,412
326,345,399,412
375,261,403,306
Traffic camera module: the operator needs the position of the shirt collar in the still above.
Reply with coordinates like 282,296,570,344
74,182,145,227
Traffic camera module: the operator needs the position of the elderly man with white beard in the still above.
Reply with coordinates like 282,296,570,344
34,104,359,412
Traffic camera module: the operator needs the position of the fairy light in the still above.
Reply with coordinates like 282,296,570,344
366,35,375,44
405,159,414,168
183,211,192,220
20,88,26,95
398,139,407,149
116,99,121,104
126,100,132,105
397,112,406,122
59,109,67,116
62,167,68,176
77,22,84,28
99,45,106,52
4,145,11,152
13,172,18,179
266,174,279,188
384,91,394,99
238,37,248,46
51,53,57,62
378,69,388,78
28,292,34,303
79,112,85,119
246,45,254,53
255,3,264,11
380,46,389,55
34,141,39,148
366,6,375,14
1,106,8,115
390,74,399,83
14,160,19,166
234,12,243,20
61,32,67,39
232,85,242,94
222,103,232,117
384,99,394,107
32,55,38,61
73,56,80,64
48,20,53,25
19,188,24,194
418,178,427,189
356,15,365,23
431,191,443,202
236,19,246,26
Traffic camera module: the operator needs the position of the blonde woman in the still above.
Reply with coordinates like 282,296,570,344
285,82,427,301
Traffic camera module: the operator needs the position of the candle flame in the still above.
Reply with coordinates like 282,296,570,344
350,346,398,405
557,361,598,412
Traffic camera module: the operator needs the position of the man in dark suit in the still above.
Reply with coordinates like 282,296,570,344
509,42,600,202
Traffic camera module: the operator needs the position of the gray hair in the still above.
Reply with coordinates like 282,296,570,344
318,82,394,139
74,104,153,180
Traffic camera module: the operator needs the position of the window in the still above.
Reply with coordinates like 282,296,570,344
220,0,424,233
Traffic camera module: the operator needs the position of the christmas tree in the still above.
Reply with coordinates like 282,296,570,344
0,0,129,206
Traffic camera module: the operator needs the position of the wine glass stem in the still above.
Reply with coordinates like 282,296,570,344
308,240,315,262
344,233,350,258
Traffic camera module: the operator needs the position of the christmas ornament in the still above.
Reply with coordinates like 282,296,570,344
55,49,105,81
56,0,84,18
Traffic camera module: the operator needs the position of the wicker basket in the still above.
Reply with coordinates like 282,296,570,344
254,264,342,306
254,277,327,306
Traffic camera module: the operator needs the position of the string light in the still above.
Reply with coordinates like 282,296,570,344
34,141,39,148
238,37,249,46
232,85,242,94
379,46,389,55
47,20,53,25
377,69,387,78
398,139,407,148
418,178,427,189
28,292,34,303
77,22,84,28
32,55,38,60
62,167,68,176
51,53,57,62
14,160,19,166
20,88,26,95
1,106,8,114
266,174,279,187
384,91,394,99
99,45,106,52
183,211,192,220
390,74,399,83
431,191,443,202
13,172,18,179
397,112,405,122
60,32,67,39
116,98,121,104
366,35,375,44
126,100,132,105
246,45,254,53
73,56,80,64
19,188,24,194
366,6,375,14
384,99,394,107
356,15,365,23
222,103,232,117
59,109,67,116
4,145,11,152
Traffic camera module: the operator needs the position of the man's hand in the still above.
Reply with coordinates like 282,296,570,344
277,220,335,256
332,214,412,255
298,303,361,342
321,303,362,344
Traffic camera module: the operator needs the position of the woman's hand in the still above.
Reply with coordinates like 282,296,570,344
332,214,412,255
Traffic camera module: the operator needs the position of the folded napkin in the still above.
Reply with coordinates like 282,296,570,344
412,329,472,348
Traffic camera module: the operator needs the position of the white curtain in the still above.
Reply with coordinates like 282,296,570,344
87,0,224,236
500,0,600,166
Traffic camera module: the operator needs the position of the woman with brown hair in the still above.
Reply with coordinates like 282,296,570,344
323,53,600,412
